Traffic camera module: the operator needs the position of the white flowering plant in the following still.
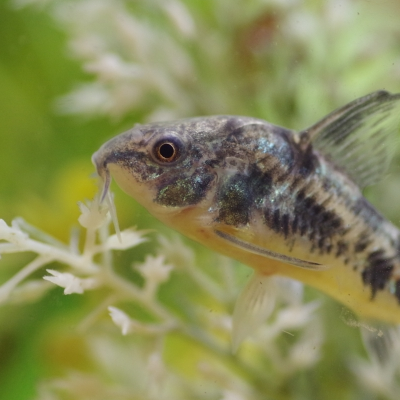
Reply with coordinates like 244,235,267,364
0,191,325,400
2,0,400,399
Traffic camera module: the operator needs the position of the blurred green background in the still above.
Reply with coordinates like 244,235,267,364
1,0,400,399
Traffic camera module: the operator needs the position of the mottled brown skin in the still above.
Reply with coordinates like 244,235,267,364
93,93,400,324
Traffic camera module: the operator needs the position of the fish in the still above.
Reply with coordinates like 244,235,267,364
92,90,400,327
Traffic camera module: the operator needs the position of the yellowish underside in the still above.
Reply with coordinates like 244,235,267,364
160,205,400,325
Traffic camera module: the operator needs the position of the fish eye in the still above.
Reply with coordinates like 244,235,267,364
153,137,182,163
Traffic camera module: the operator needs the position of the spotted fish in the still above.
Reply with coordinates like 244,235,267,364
92,91,400,325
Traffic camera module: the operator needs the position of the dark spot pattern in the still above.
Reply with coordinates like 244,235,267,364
362,250,394,297
263,186,344,255
217,174,252,225
266,208,291,239
297,145,319,177
156,170,214,207
292,215,299,235
249,164,273,204
336,241,348,258
354,232,372,253
281,213,290,239
272,209,280,233
292,190,343,247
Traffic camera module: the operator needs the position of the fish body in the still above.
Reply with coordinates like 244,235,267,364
93,91,400,324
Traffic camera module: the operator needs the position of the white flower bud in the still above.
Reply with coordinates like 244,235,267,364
137,255,173,285
78,197,109,230
108,306,132,335
44,269,97,295
104,229,148,251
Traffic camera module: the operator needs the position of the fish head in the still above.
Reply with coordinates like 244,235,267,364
92,116,264,219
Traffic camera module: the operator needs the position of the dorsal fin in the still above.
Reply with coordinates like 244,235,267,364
300,91,400,188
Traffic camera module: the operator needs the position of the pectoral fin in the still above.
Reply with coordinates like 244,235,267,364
231,272,277,352
215,229,328,271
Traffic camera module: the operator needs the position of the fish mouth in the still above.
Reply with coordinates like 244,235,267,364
91,137,154,210
92,127,146,202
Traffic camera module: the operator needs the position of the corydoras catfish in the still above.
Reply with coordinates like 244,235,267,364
92,91,400,326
